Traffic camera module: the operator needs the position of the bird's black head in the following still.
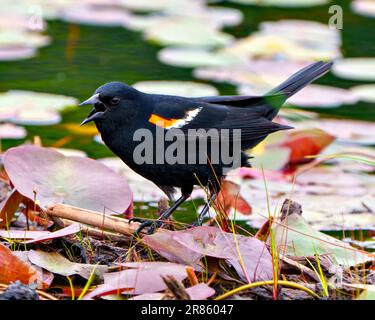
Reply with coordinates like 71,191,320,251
79,81,141,126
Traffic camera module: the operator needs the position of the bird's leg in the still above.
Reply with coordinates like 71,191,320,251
131,193,191,236
193,193,217,226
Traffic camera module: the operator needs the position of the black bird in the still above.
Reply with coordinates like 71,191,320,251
80,61,332,235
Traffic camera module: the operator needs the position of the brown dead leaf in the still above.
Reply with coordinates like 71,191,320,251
0,243,38,285
0,189,24,228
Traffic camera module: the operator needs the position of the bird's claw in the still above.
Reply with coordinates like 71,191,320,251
132,219,164,237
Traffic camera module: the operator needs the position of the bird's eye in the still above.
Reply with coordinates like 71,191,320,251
111,97,120,105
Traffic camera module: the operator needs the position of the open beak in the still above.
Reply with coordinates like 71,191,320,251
79,93,106,125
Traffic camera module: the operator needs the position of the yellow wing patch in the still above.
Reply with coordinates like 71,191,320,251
148,114,179,128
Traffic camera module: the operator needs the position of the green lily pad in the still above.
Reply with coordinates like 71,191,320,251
272,213,372,267
251,147,291,170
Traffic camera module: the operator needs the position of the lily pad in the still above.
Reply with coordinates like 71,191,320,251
61,5,130,26
0,124,27,139
228,0,330,7
144,17,233,47
159,47,242,68
3,145,133,214
351,0,375,19
133,81,218,97
0,30,49,48
351,84,375,103
0,90,78,125
332,58,375,81
259,20,341,48
251,147,291,170
118,0,203,12
99,157,165,202
286,85,358,108
0,46,37,61
291,119,375,145
226,34,340,61
83,262,189,299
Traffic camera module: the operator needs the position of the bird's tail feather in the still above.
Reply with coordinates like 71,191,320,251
264,61,333,120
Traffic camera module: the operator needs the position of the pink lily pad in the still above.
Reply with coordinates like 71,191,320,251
84,262,189,299
0,46,36,61
143,226,273,282
131,283,215,300
25,223,81,244
0,123,27,139
61,5,130,26
3,145,132,214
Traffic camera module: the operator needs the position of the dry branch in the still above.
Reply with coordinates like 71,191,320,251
46,204,163,239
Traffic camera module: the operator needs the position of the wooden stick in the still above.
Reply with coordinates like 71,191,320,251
58,218,130,242
46,204,160,238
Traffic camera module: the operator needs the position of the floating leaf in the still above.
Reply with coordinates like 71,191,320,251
351,0,375,19
0,30,49,48
99,157,165,202
119,0,202,12
133,80,218,97
228,0,330,7
291,119,375,145
351,84,375,103
0,90,78,125
61,5,129,26
0,123,27,139
251,147,291,170
0,243,38,285
0,46,36,61
332,58,375,81
3,146,132,214
287,85,358,108
159,47,242,68
144,17,233,47
28,250,108,280
281,129,335,163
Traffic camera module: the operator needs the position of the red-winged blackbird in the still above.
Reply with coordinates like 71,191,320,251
80,61,332,235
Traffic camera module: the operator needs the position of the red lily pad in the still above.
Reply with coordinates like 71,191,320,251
3,145,132,214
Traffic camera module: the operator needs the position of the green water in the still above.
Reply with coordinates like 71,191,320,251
0,1,374,238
